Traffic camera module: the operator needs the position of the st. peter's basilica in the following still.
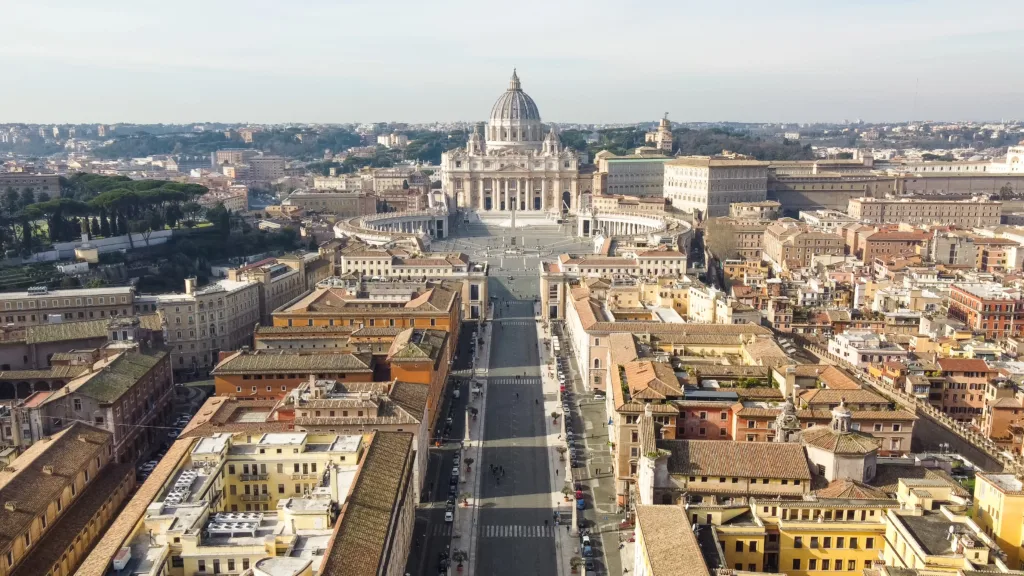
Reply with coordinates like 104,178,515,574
440,71,588,214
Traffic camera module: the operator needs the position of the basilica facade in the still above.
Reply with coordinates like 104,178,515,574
441,71,585,213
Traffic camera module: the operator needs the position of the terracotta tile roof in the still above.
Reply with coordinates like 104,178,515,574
937,358,992,373
0,423,111,555
0,365,89,381
801,426,879,454
608,333,639,364
800,388,888,406
9,463,133,576
24,314,161,345
322,432,414,576
72,349,167,404
351,326,405,338
866,231,930,242
817,366,862,390
635,505,710,576
813,479,890,500
212,350,373,374
388,381,430,419
75,438,195,576
716,387,783,400
623,361,682,400
256,324,354,335
658,439,811,480
179,397,291,437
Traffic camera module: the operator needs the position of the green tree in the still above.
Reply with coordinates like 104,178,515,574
19,188,35,209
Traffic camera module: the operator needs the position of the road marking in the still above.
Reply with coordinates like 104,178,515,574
430,523,454,536
481,524,555,538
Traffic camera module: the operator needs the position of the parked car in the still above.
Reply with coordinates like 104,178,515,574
445,510,454,523
452,467,460,478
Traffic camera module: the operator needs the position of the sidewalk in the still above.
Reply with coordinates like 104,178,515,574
557,321,624,576
459,318,492,576
536,304,573,576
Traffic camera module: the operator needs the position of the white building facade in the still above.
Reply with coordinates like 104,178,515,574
441,71,582,213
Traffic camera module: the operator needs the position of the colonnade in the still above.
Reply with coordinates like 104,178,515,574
603,220,652,236
369,220,429,234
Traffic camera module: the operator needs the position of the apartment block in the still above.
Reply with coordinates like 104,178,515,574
143,278,260,378
74,427,414,576
0,286,136,328
847,196,1001,226
763,220,844,270
6,344,173,463
947,282,1024,340
0,173,61,199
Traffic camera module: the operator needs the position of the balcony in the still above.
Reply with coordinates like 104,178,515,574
291,473,318,480
240,494,270,502
240,474,269,482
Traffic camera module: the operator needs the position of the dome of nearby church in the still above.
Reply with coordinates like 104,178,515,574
489,69,541,122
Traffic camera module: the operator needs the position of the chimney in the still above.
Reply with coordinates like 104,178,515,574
5,501,16,511
42,465,54,475
184,277,197,296
644,403,653,418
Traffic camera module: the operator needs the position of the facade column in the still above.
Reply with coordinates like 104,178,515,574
570,179,579,212
527,178,533,211
541,179,547,212
501,179,507,212
478,179,485,210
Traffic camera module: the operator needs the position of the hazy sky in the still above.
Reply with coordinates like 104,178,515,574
3,0,1023,124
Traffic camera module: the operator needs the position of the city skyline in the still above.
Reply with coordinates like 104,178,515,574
2,0,1024,124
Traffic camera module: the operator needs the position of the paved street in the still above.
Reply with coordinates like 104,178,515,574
405,325,475,576
408,215,596,576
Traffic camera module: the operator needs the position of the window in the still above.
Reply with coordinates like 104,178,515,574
720,412,727,421
73,399,82,411
823,536,831,549
810,536,819,548
873,423,883,432
792,559,801,570
747,420,755,428
809,559,818,570
836,537,844,549
850,537,858,549
749,541,757,552
848,560,856,571
866,537,874,549
822,559,831,571
736,541,744,552
793,536,802,548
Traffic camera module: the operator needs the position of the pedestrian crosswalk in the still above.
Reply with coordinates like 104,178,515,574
429,523,454,537
486,377,542,386
480,524,556,538
494,320,538,326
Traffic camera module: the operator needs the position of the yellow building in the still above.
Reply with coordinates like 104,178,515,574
0,422,135,576
193,432,363,513
73,428,417,576
974,472,1024,568
884,502,1009,573
765,497,896,576
75,429,414,576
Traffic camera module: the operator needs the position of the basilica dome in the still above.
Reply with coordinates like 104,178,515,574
489,70,541,122
486,70,544,152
